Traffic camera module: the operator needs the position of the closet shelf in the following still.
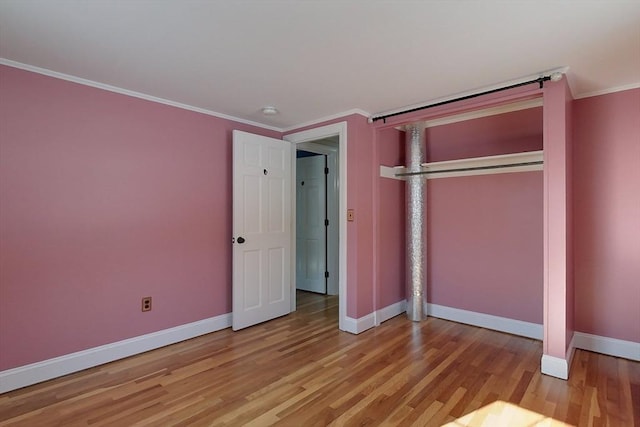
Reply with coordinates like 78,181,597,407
380,150,543,180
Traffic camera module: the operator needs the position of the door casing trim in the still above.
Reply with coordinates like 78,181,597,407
284,122,348,331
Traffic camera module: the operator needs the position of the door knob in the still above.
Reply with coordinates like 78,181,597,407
237,237,245,244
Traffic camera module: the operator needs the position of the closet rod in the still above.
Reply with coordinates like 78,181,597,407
395,160,543,177
371,73,561,124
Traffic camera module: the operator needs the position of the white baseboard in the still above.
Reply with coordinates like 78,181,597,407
344,300,407,334
541,354,569,380
426,303,543,340
376,300,407,325
574,332,640,361
342,316,358,334
347,300,543,339
343,313,375,335
6,306,635,393
0,313,232,394
541,333,576,380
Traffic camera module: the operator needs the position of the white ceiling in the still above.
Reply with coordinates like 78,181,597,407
1,1,639,130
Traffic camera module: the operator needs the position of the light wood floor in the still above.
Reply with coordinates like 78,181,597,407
0,291,638,426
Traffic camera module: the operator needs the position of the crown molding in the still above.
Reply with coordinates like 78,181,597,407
574,82,640,100
6,58,637,131
0,58,282,132
0,58,373,134
282,109,370,133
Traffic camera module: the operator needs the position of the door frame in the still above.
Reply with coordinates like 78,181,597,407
284,121,347,331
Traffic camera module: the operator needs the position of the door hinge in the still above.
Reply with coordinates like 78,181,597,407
325,271,329,278
324,167,329,175
325,219,329,227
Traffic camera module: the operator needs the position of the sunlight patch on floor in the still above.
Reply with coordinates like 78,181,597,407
442,400,574,427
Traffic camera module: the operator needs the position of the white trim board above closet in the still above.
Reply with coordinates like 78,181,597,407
380,150,543,180
421,98,543,129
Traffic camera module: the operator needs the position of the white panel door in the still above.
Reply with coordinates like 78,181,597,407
296,155,327,293
232,130,292,330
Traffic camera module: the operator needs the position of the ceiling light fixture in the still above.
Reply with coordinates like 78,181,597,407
261,106,278,115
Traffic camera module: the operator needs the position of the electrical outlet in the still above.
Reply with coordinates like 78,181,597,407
141,297,152,312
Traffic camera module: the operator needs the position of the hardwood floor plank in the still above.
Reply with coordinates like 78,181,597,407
0,291,638,426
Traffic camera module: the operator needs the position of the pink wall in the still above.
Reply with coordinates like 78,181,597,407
284,114,376,319
376,128,406,310
0,65,280,370
426,109,544,323
3,60,635,379
427,172,543,323
542,79,572,358
565,83,575,348
425,107,543,162
374,108,544,323
573,88,640,343
351,116,377,318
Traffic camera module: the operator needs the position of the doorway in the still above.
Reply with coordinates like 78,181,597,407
295,140,338,296
296,151,326,293
284,122,347,331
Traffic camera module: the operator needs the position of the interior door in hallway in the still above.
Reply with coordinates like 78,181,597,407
232,130,292,330
296,154,327,293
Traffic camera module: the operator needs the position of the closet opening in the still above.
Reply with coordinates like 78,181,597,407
377,97,544,338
